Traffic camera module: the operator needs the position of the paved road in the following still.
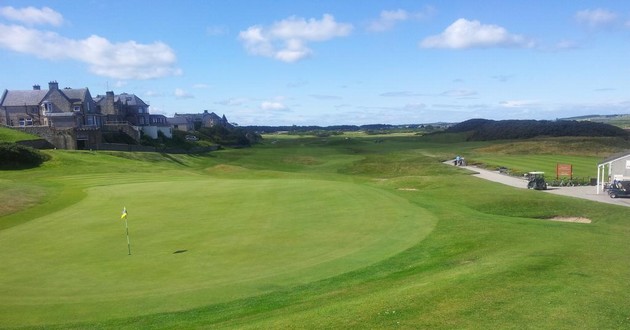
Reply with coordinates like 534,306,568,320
447,162,630,207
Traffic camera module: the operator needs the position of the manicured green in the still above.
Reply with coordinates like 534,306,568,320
1,134,629,329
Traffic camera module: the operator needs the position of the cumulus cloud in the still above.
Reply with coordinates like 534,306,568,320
239,14,352,62
420,18,534,49
0,6,63,26
368,7,435,32
575,8,618,27
0,24,181,79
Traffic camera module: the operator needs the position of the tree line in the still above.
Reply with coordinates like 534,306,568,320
445,119,628,141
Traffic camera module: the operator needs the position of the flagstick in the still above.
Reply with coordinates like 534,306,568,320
124,218,131,255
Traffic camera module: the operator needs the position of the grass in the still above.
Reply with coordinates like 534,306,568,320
455,137,626,178
0,127,40,142
1,133,629,329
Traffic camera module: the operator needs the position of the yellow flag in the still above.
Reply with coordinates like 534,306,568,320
121,207,128,220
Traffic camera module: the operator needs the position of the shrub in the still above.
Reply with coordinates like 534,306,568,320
0,143,49,169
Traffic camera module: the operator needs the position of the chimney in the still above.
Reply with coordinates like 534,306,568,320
33,84,41,90
48,81,59,90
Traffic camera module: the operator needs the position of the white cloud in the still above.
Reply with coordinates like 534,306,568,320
368,9,409,32
239,14,352,62
0,24,181,79
420,18,534,49
575,8,618,27
0,6,63,26
368,7,435,32
260,101,288,111
174,88,194,99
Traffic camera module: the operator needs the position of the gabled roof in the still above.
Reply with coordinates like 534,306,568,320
116,93,148,107
62,88,90,103
599,150,630,165
0,89,48,106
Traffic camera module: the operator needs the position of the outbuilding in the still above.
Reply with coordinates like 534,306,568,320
597,151,630,194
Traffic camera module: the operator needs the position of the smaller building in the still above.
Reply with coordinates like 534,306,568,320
597,151,630,193
140,114,172,139
168,116,194,132
94,92,150,126
173,110,232,130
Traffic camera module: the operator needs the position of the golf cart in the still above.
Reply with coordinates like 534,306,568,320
608,181,630,198
526,172,547,190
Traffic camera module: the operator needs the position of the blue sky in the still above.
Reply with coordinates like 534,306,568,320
1,1,630,126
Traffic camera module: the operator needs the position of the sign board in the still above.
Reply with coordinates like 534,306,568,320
556,163,572,179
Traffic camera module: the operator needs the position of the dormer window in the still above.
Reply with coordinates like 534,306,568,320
73,106,81,112
42,102,53,114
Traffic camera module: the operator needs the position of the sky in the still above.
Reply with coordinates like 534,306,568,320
1,1,630,126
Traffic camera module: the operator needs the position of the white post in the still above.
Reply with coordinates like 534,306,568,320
597,165,601,194
125,218,131,256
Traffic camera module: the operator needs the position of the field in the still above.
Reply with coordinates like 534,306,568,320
1,133,630,329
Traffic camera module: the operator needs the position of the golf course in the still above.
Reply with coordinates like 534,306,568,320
1,131,630,329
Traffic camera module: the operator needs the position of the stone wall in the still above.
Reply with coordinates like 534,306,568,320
17,126,76,149
103,123,140,142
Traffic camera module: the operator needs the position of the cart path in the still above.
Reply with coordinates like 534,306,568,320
446,162,630,208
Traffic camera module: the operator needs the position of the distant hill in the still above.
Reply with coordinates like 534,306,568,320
561,114,630,129
445,119,629,141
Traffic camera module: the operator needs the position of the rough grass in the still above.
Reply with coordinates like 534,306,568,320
473,136,629,157
0,180,46,215
1,134,629,329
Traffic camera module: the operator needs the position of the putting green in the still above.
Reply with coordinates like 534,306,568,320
0,178,435,327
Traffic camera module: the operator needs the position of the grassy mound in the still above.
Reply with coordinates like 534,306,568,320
0,142,49,169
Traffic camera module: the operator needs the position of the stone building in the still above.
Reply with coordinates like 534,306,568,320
0,81,100,129
173,110,232,130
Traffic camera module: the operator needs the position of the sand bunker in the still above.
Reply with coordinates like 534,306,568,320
548,216,591,224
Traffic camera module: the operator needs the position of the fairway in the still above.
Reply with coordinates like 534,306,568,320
0,177,435,326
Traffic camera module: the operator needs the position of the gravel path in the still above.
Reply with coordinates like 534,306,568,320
447,162,630,208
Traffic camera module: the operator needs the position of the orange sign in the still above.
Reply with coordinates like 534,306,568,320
556,163,572,179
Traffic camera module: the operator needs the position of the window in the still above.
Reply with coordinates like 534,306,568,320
73,106,81,112
26,118,33,126
87,116,95,126
18,118,25,126
43,102,53,113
